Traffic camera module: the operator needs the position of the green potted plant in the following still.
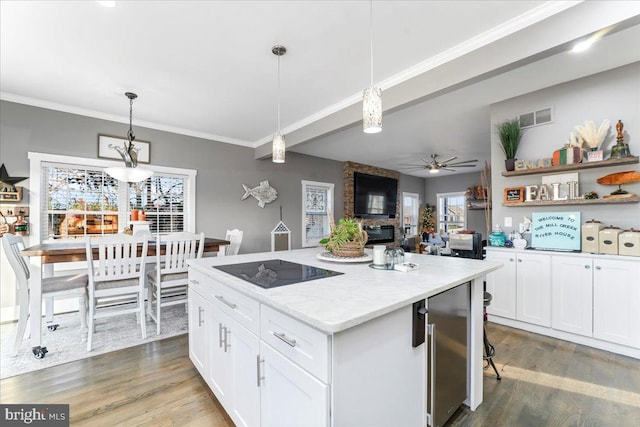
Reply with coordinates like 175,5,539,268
319,217,368,257
494,119,523,172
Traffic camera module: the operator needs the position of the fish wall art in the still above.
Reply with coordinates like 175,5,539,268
241,180,278,208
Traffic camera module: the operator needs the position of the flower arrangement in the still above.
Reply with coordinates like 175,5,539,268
572,119,610,150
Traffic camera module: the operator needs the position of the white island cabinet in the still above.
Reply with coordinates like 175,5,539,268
188,248,502,427
486,247,640,359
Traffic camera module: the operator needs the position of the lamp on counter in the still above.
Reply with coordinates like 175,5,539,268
104,92,154,183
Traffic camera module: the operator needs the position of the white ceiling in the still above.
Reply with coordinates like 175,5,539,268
1,1,639,177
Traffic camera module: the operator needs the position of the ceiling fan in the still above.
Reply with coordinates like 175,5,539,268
399,154,478,174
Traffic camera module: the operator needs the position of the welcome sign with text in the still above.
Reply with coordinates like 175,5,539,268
531,211,581,251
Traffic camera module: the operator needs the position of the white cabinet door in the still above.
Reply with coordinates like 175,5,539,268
516,252,551,327
208,305,233,409
188,289,210,379
551,256,593,336
260,342,329,427
485,251,517,319
593,259,640,349
228,317,260,427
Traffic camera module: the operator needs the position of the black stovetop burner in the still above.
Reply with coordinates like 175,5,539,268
213,259,343,289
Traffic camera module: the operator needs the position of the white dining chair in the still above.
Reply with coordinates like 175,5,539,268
2,233,88,356
225,229,243,256
147,231,204,335
85,233,149,351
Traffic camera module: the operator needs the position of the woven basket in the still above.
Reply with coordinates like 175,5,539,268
332,241,365,258
330,230,368,258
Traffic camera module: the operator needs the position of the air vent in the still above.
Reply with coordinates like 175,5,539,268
519,107,553,129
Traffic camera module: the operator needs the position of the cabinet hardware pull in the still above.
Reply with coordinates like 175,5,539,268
224,328,231,353
509,258,514,262
585,265,590,269
198,307,204,326
518,258,522,262
190,279,199,284
256,355,265,387
595,266,602,270
218,323,225,348
273,332,297,347
215,295,237,309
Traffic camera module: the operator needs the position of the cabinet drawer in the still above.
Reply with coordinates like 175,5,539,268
261,305,331,383
188,268,208,296
208,278,260,335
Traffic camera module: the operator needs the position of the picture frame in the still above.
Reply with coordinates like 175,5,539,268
98,134,150,164
503,187,524,203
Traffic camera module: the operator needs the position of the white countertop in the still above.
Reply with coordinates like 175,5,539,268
189,248,503,334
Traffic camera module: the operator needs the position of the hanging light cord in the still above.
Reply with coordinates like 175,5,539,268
369,0,374,86
277,53,281,133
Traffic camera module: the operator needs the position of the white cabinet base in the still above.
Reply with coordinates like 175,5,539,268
488,316,640,360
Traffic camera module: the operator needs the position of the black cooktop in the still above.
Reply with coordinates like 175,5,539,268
213,259,343,289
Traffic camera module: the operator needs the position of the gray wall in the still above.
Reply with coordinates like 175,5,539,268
424,171,489,239
0,101,345,254
490,62,640,233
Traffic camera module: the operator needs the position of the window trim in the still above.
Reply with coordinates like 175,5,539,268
402,191,420,237
301,180,334,248
436,191,467,234
28,152,197,243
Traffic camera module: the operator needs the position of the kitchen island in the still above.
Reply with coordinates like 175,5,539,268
188,248,502,427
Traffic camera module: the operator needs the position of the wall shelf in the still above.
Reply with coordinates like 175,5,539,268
502,196,639,207
501,156,639,177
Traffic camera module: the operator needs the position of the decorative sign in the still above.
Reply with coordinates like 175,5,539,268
504,187,524,203
515,158,553,171
531,211,581,251
541,173,579,200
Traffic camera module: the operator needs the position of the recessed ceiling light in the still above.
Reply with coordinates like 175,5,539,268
96,1,116,7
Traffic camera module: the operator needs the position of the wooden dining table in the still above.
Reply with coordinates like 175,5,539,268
20,237,230,358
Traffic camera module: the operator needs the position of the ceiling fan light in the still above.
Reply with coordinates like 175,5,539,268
363,86,382,134
429,168,440,174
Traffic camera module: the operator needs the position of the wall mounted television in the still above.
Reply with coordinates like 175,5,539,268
353,172,398,218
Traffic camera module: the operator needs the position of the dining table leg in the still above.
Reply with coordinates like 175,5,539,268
28,256,47,358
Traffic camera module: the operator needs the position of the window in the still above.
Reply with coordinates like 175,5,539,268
301,180,334,248
29,152,196,241
437,191,466,234
402,192,420,236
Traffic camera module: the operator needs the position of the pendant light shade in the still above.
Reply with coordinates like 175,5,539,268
363,86,382,134
104,166,153,182
272,132,286,163
272,45,287,163
105,92,153,183
363,0,382,134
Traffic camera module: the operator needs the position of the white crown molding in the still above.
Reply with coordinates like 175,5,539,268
0,92,255,148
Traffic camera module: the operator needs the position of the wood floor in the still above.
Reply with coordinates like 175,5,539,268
1,323,639,426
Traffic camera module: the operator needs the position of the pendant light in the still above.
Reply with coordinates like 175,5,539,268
363,0,382,134
272,45,287,163
105,92,153,182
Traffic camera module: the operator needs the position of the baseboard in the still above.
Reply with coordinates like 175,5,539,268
488,316,640,360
